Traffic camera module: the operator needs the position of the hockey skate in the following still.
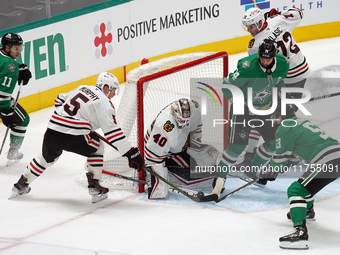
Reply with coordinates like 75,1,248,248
6,148,24,167
279,223,309,250
287,205,316,221
9,175,31,199
86,172,109,203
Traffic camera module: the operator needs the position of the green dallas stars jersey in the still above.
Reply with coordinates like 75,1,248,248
0,50,20,110
270,117,340,168
222,53,289,109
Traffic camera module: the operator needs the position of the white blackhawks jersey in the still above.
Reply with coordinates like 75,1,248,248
247,7,310,84
48,85,132,155
144,100,202,165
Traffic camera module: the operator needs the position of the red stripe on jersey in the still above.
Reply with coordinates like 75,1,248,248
87,159,103,163
250,131,261,137
51,114,91,127
173,156,189,167
30,162,43,173
84,135,100,147
144,150,166,161
107,132,123,140
288,63,308,75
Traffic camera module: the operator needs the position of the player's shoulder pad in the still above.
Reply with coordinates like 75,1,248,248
163,120,175,132
238,54,255,70
276,54,290,66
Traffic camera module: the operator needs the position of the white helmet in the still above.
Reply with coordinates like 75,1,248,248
171,98,191,129
241,7,265,31
95,72,120,95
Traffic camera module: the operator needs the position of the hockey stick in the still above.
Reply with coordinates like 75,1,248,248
93,131,217,202
215,178,258,203
0,82,23,156
144,166,218,202
102,169,147,185
308,91,340,102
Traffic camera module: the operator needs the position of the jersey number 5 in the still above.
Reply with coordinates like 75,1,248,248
64,93,89,116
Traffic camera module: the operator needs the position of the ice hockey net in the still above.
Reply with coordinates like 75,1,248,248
98,51,229,192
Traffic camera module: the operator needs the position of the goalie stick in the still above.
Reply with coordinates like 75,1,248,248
92,131,217,202
144,166,218,203
215,178,258,203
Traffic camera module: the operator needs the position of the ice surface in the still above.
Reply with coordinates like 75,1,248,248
1,37,340,255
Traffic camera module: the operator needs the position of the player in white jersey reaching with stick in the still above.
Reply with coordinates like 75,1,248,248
9,72,143,203
144,98,220,199
235,7,311,182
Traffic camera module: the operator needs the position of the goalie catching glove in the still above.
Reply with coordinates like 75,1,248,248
18,64,32,85
124,147,143,172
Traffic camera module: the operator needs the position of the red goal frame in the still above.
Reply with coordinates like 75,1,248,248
136,51,229,192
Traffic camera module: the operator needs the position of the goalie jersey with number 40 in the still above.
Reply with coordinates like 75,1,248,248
144,99,202,166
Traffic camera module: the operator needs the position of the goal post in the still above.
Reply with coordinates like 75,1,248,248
101,51,229,193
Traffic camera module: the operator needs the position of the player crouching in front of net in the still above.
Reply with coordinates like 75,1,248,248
269,104,340,250
9,72,143,203
144,98,222,199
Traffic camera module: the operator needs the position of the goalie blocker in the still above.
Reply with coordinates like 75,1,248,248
147,142,220,199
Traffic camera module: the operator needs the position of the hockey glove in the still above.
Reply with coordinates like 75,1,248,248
264,8,281,20
124,147,143,172
18,64,32,85
0,108,15,127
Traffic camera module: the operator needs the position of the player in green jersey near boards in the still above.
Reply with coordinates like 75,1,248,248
0,32,32,166
268,105,340,250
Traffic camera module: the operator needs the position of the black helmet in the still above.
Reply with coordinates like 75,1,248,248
1,33,24,48
272,103,298,120
258,39,277,59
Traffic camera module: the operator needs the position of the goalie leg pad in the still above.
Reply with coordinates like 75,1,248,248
147,165,168,199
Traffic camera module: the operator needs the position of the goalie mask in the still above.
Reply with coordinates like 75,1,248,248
171,98,191,129
96,72,120,96
241,7,265,31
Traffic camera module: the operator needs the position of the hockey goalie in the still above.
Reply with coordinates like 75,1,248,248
144,98,222,199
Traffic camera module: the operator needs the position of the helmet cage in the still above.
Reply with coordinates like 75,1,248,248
171,98,191,129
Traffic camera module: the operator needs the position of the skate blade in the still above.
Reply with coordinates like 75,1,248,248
279,240,309,250
8,190,20,200
91,193,108,203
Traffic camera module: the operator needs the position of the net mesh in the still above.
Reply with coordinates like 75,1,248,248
98,52,228,190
